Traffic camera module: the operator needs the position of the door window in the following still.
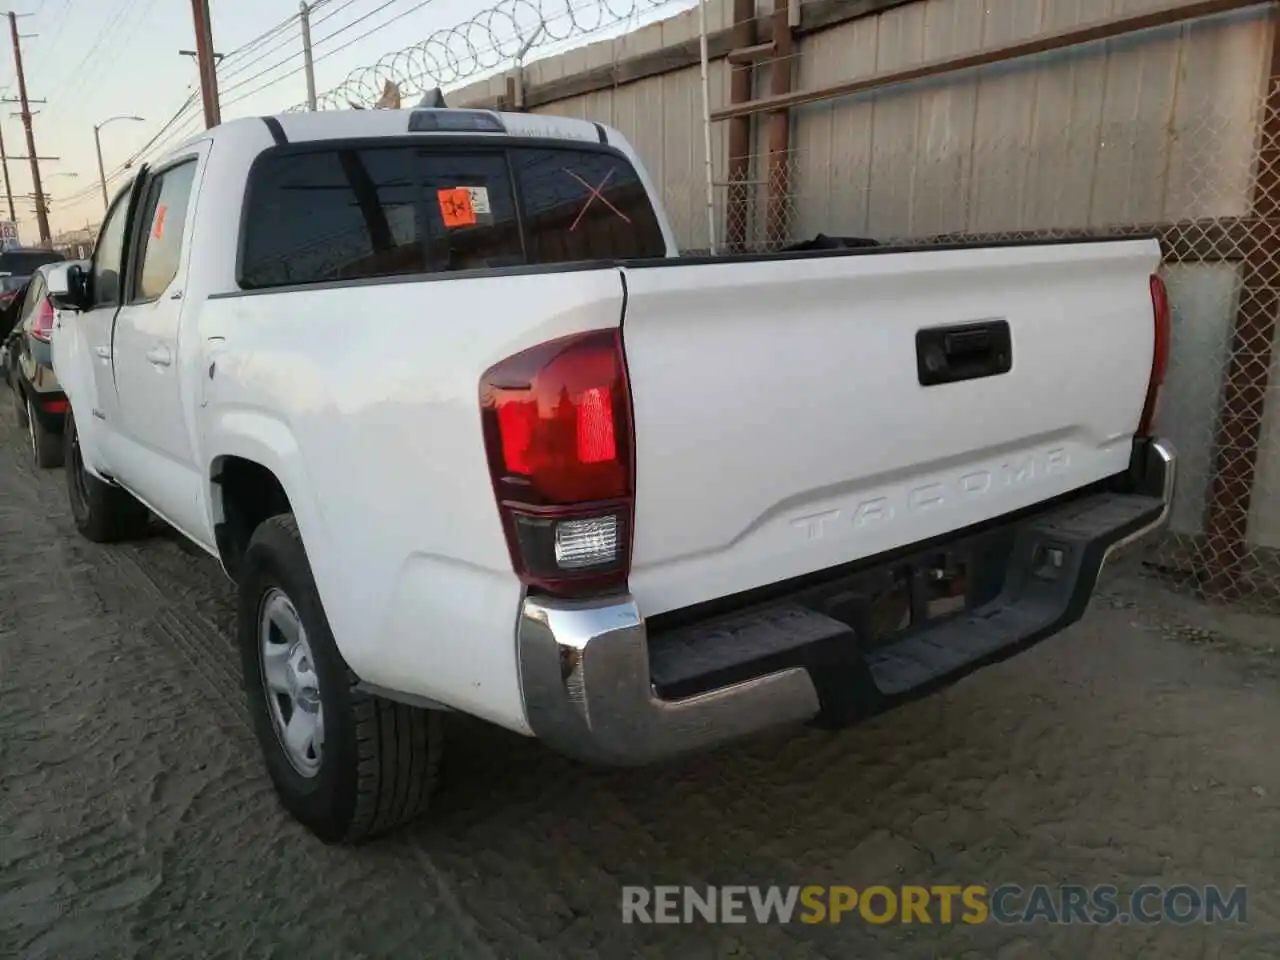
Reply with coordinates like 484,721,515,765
131,161,198,302
18,274,45,328
92,191,132,308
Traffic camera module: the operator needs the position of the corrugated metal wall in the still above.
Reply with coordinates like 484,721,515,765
788,0,1268,240
453,0,1280,564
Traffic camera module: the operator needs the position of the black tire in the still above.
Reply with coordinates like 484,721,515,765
63,410,150,542
238,514,444,844
28,395,63,469
12,380,27,429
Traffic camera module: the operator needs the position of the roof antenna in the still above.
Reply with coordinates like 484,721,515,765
417,88,447,108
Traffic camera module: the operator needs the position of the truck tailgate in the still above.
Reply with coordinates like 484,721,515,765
620,238,1161,617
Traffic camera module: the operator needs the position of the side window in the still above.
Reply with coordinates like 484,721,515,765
131,161,197,302
511,147,666,263
239,147,521,289
18,275,45,325
92,193,131,308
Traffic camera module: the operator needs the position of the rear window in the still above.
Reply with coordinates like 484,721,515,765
0,251,63,276
239,143,666,290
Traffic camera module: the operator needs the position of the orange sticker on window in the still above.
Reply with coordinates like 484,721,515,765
153,204,168,239
437,187,476,227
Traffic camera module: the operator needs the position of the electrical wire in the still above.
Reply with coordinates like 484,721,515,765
217,0,395,89
53,88,201,207
295,0,683,111
44,0,144,108
215,10,307,82
49,1,324,211
224,0,442,110
219,0,408,101
76,0,165,106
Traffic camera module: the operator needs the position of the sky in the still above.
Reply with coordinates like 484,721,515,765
5,0,689,241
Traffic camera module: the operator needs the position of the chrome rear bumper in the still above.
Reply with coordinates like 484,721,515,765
517,438,1175,766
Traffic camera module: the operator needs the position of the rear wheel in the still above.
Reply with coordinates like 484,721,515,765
27,395,63,469
12,379,27,428
238,514,444,844
64,410,150,541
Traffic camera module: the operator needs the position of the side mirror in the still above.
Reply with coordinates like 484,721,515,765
47,262,89,312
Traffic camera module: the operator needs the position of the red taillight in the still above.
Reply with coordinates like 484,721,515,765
30,298,55,343
480,328,634,595
41,397,67,414
1139,274,1171,435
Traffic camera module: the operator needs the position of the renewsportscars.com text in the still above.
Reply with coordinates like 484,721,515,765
621,884,1247,926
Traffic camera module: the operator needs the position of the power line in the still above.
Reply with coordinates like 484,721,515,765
223,0,439,110
53,0,444,218
77,0,162,105
26,0,73,63
312,0,368,29
53,88,200,208
216,16,308,85
214,0,366,88
50,2,321,212
43,0,144,109
219,0,407,101
216,10,304,79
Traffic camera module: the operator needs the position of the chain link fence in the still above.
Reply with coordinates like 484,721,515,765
651,93,1280,613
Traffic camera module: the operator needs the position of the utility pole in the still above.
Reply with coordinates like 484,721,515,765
0,123,14,223
189,0,221,128
7,11,48,245
300,1,317,111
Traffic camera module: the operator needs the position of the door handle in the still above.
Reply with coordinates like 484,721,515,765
146,345,173,367
95,345,111,360
916,320,1012,387
205,336,228,380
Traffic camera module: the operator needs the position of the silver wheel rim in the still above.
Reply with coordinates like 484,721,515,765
259,588,324,777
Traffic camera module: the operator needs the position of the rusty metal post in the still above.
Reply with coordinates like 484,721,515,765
764,0,793,248
1198,15,1280,598
725,0,756,252
8,12,48,246
190,0,221,128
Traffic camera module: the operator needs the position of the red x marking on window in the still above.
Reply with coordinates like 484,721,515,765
564,167,632,231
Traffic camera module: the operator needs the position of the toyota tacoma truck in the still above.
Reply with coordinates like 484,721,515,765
47,107,1175,844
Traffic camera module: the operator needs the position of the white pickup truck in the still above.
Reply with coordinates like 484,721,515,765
47,107,1175,844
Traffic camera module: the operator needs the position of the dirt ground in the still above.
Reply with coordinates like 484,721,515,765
2,405,1279,960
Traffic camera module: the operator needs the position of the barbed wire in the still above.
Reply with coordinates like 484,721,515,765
291,0,686,111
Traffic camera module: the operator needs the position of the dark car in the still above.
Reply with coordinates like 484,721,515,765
0,247,65,313
5,262,76,468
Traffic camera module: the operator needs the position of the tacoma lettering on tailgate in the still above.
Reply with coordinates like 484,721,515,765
789,447,1070,542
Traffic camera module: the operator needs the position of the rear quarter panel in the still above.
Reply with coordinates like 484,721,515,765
198,267,626,732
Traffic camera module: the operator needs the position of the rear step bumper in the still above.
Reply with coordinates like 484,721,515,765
517,438,1175,766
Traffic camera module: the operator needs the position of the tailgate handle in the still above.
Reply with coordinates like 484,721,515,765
916,320,1011,386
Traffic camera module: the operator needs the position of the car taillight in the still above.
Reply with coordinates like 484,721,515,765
30,298,55,343
1138,274,1171,435
479,328,634,596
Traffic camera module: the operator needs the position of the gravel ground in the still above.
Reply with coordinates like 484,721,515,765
2,403,1279,959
